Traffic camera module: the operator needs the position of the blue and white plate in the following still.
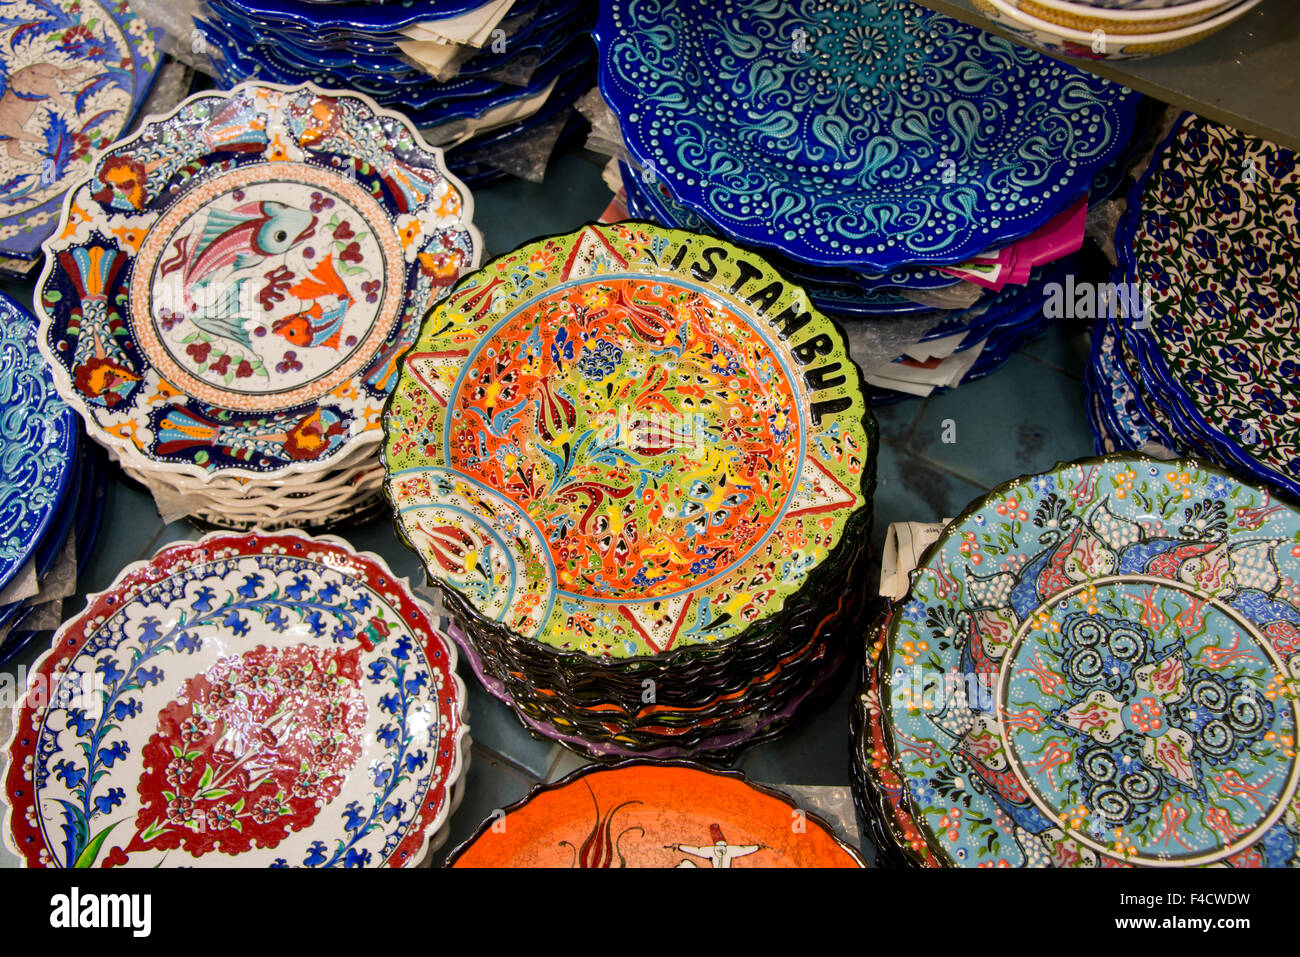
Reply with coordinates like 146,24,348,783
0,289,79,594
0,0,163,260
597,0,1141,272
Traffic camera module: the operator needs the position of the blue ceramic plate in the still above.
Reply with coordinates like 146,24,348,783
596,0,1140,271
886,453,1300,867
0,0,164,260
0,289,79,594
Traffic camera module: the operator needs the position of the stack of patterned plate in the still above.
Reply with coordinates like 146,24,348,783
448,761,865,867
2,530,470,867
973,0,1261,60
860,453,1300,867
594,0,1145,399
1087,112,1300,502
0,0,164,275
35,82,481,530
194,0,597,186
0,291,107,668
383,222,876,760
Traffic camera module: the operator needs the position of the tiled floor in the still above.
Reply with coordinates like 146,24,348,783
0,148,1102,866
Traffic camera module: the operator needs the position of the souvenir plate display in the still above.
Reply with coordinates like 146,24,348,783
0,0,163,263
596,0,1140,272
882,454,1300,867
0,289,79,593
384,221,877,758
1098,113,1300,502
34,81,480,524
447,761,865,867
2,530,469,868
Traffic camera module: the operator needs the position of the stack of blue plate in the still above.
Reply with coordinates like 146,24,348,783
197,0,596,185
597,0,1147,399
1086,112,1300,502
0,291,107,667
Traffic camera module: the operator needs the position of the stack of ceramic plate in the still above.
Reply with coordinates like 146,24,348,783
383,223,877,760
2,530,470,868
0,0,164,275
195,0,597,186
864,453,1300,867
972,0,1260,60
1087,112,1300,502
0,291,108,668
34,82,481,530
448,762,865,867
594,0,1144,400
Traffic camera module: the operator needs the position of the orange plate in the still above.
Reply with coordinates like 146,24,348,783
449,762,864,868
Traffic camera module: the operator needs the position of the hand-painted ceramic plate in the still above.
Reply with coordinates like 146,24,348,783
885,454,1300,867
383,221,873,659
0,0,163,261
1117,113,1300,501
2,530,469,867
596,0,1140,271
447,761,865,867
0,289,79,594
36,81,480,482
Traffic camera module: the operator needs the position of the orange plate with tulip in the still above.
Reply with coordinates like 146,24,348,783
448,761,864,868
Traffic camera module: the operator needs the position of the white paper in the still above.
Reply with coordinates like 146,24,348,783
879,520,952,600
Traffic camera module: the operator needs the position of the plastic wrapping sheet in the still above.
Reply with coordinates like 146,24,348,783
453,110,570,183
131,0,216,74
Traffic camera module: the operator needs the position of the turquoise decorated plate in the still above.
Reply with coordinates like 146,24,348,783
885,454,1300,867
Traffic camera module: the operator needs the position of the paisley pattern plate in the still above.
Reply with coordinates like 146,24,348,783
2,530,469,868
383,222,873,658
0,289,79,594
1117,113,1300,501
0,0,162,261
447,761,865,867
36,82,480,482
885,454,1300,867
596,0,1140,271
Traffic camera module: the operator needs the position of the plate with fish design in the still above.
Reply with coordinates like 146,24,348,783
35,81,480,482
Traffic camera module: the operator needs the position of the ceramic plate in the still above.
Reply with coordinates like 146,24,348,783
448,761,864,866
886,454,1300,867
3,530,469,867
1117,114,1299,500
383,221,874,658
0,0,163,261
596,0,1140,271
0,289,79,593
36,82,480,482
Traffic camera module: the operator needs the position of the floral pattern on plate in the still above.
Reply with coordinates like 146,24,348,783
2,531,469,867
383,222,874,657
0,0,161,260
36,82,480,480
0,289,78,591
1119,114,1299,498
886,455,1300,867
596,0,1139,271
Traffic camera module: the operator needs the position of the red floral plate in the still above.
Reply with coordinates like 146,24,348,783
2,530,468,867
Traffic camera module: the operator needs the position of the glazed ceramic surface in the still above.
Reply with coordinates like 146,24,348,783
886,455,1300,867
1117,114,1299,500
0,0,162,260
596,0,1139,271
383,222,872,658
36,82,480,481
448,761,864,867
3,531,468,867
0,289,78,593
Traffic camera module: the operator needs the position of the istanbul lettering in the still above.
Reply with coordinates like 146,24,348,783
667,242,855,427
